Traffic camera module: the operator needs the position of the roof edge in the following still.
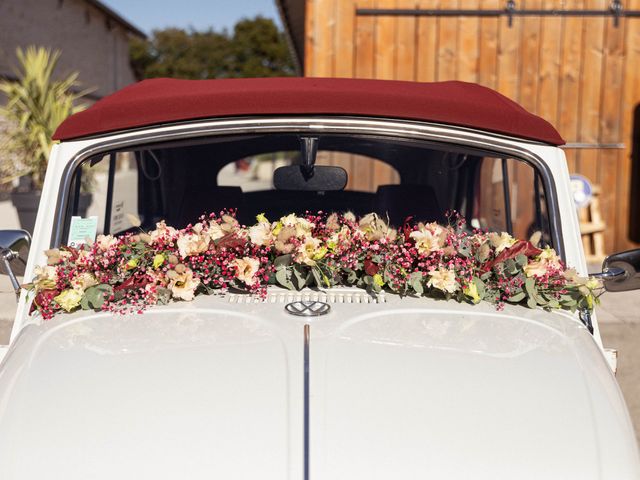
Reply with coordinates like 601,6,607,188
84,0,147,39
274,0,303,75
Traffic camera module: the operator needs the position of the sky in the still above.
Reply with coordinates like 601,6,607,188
101,0,282,34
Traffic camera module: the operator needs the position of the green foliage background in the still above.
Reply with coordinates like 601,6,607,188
130,16,295,80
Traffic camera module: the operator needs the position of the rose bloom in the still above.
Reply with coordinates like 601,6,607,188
274,226,297,254
358,213,397,242
249,221,274,247
280,213,314,237
427,267,459,293
176,232,209,258
524,260,549,278
96,234,119,252
169,269,200,301
538,247,562,269
71,272,98,293
149,221,178,244
44,248,72,265
234,257,261,286
410,223,446,255
33,265,58,290
488,232,516,253
54,289,83,312
295,237,326,266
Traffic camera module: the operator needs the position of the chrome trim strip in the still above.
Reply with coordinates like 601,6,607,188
303,324,310,480
51,116,565,258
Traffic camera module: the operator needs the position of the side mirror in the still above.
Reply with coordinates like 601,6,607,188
0,230,31,299
595,248,640,292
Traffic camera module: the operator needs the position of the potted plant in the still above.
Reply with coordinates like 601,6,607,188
0,46,92,233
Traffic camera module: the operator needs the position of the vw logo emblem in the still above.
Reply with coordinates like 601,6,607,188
285,300,331,317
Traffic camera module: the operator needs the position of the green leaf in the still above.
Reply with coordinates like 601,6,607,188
472,277,486,298
515,254,528,267
526,296,538,309
275,268,295,290
291,265,308,290
409,271,424,295
524,277,536,295
343,268,358,284
507,291,526,303
273,254,292,268
82,284,113,310
311,268,323,287
156,287,172,305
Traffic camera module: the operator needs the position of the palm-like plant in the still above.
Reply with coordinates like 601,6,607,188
0,46,89,189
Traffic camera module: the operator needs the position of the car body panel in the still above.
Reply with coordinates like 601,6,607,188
0,292,637,479
0,305,302,479
2,110,637,478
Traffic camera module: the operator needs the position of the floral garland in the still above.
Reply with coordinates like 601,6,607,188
26,211,602,319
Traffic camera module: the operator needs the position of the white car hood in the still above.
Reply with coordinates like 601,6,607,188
0,292,637,479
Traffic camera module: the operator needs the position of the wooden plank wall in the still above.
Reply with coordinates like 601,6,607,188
303,0,640,253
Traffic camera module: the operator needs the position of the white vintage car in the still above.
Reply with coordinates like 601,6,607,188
0,77,639,479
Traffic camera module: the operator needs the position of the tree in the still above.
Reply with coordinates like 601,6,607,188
129,16,295,80
0,47,90,189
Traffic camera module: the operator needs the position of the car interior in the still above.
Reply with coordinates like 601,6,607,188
64,133,552,245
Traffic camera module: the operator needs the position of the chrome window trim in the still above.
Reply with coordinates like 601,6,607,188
51,116,564,258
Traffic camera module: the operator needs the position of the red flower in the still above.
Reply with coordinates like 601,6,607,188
481,240,542,273
364,258,379,276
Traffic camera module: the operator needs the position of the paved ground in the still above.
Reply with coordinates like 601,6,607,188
597,290,640,441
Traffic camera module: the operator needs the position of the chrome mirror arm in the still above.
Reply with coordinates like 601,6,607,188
1,248,22,300
590,266,626,281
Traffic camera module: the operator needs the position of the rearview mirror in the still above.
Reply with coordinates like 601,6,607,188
273,165,347,191
599,248,640,292
0,230,31,299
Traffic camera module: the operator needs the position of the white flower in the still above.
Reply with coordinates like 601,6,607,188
280,213,314,237
176,232,209,258
538,247,562,269
427,267,459,293
96,234,118,251
410,223,446,254
489,232,516,253
295,237,326,266
248,221,274,247
71,272,98,293
409,223,447,255
524,260,549,278
34,265,58,283
358,213,396,242
33,265,58,290
233,257,261,286
149,221,177,244
169,269,200,301
207,222,226,241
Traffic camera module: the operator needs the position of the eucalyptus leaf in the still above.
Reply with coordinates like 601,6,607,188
274,254,292,268
507,291,526,303
275,268,295,290
82,284,113,310
409,272,424,295
515,254,528,267
156,287,172,305
292,265,307,290
311,268,323,288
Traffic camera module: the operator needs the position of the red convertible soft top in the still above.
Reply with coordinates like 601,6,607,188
53,77,564,145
